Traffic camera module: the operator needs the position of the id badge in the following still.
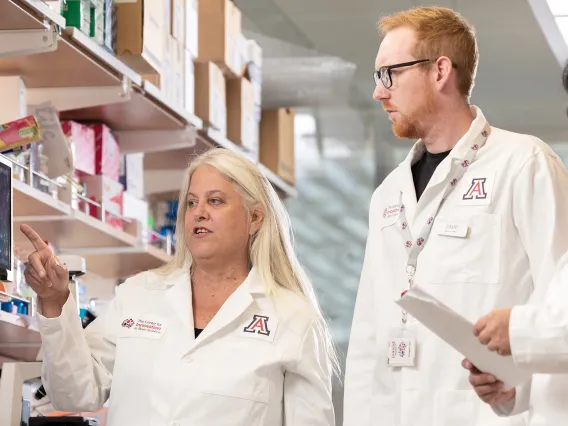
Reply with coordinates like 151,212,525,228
387,326,417,367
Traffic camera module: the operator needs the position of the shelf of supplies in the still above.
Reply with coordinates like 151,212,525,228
64,27,142,86
61,85,187,131
13,179,71,217
0,0,297,199
0,17,121,89
11,180,172,277
0,310,41,362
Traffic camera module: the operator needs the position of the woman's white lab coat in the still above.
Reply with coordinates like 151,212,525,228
343,106,568,426
36,267,335,426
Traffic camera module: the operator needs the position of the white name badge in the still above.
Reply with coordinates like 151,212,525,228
438,222,468,238
387,337,416,367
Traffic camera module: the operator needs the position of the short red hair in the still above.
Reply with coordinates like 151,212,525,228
379,6,479,100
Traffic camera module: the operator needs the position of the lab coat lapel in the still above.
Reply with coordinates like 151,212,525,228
398,142,424,229
164,269,195,337
417,106,489,205
188,269,261,353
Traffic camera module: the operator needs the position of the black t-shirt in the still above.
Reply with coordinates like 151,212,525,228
195,328,203,338
411,149,452,200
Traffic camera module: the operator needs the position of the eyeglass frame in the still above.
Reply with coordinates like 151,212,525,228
373,58,457,89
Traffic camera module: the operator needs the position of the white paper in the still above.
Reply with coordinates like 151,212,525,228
395,285,532,389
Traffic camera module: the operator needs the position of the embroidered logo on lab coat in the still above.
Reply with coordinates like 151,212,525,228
244,315,271,335
458,173,495,206
122,318,135,328
240,314,279,342
463,178,488,200
119,316,168,339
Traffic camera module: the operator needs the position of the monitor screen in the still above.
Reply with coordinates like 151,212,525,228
0,156,12,279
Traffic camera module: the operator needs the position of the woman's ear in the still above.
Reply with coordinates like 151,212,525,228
249,207,265,236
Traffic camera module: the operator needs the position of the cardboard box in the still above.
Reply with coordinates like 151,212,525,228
185,0,198,58
227,78,257,156
116,0,164,74
0,76,26,125
88,124,120,180
62,121,96,176
184,52,195,115
81,174,124,230
195,62,226,135
172,0,185,42
260,108,295,185
119,153,145,199
197,0,241,77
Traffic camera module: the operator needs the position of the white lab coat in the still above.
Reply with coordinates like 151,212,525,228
36,267,335,426
491,252,568,425
343,106,568,426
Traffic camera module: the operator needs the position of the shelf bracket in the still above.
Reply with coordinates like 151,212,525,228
0,25,58,59
115,125,198,154
27,76,132,111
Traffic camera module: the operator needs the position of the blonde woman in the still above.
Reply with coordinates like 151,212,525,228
21,148,338,426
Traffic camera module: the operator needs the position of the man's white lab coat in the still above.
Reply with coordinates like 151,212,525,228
37,267,335,426
343,106,568,426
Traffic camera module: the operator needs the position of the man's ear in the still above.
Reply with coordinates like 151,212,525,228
434,56,455,89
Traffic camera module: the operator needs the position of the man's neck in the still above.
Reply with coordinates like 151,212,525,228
421,104,475,154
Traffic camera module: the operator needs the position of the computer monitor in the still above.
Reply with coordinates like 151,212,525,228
0,155,13,283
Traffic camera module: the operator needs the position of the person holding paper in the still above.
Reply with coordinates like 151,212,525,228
464,61,568,425
343,6,568,426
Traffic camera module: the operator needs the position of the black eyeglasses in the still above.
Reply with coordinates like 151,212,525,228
373,59,432,89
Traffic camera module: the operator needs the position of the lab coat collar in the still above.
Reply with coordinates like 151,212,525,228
163,266,266,354
396,105,488,225
401,105,488,166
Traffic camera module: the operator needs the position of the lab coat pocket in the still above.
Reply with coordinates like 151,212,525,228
428,213,501,285
198,345,271,404
199,359,269,426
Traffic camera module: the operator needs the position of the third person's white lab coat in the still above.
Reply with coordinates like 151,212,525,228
492,252,568,425
37,267,335,426
343,106,568,426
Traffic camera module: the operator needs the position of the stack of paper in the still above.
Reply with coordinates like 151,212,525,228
396,286,532,389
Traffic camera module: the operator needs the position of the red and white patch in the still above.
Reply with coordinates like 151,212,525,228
458,173,494,206
240,313,279,342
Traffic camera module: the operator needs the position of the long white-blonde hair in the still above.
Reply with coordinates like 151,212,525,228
156,148,340,376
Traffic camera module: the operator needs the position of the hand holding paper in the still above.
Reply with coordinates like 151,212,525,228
395,286,531,389
462,358,516,405
473,308,512,355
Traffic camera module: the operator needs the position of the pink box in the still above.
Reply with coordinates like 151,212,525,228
62,121,96,175
80,174,124,230
89,124,120,180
